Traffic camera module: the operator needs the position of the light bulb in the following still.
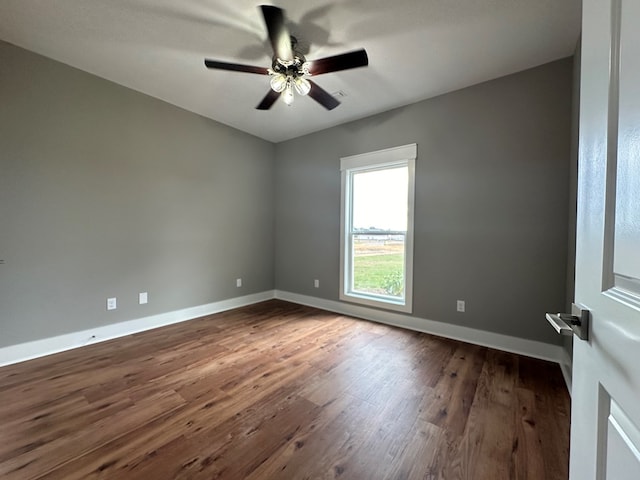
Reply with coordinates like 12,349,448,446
270,74,287,93
282,83,295,106
293,76,311,96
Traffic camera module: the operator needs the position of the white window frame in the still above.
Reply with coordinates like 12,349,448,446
339,143,416,313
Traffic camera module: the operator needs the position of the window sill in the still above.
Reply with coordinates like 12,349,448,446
340,291,413,314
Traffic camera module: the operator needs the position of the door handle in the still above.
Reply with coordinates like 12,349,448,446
545,303,590,341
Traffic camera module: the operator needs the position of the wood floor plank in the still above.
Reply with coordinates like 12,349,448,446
243,393,360,480
512,387,546,480
418,343,487,438
383,420,444,480
0,390,186,478
0,300,570,479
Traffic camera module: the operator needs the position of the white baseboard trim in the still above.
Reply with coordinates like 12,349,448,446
0,290,276,367
558,348,573,396
1,289,571,390
275,290,566,364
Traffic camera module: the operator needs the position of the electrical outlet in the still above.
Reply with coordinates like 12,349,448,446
107,297,117,311
139,292,148,305
456,300,465,313
314,279,320,288
236,278,242,288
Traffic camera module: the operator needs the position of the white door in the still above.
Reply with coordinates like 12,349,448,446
570,0,640,478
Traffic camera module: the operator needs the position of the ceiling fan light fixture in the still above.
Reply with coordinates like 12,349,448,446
293,76,311,96
282,82,295,106
270,73,288,93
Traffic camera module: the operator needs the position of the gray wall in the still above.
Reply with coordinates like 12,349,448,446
0,41,275,347
275,58,573,345
1,39,574,349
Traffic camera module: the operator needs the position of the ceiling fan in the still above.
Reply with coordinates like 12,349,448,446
204,5,369,110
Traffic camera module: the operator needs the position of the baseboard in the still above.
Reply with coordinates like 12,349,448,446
275,290,566,364
1,289,570,383
558,347,573,395
0,290,276,367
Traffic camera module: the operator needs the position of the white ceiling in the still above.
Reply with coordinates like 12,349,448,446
0,0,581,143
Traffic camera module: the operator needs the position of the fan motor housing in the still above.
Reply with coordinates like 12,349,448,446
272,54,307,76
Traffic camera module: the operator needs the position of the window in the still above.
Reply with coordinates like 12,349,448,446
340,144,416,312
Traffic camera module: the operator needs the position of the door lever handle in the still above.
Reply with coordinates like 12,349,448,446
546,313,574,336
545,304,590,341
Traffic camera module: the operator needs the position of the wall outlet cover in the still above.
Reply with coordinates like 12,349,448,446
107,297,117,311
139,292,148,304
456,300,465,312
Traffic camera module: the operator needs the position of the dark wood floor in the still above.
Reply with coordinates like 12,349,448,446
0,300,570,479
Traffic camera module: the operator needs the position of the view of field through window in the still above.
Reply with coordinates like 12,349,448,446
353,236,405,297
351,166,408,299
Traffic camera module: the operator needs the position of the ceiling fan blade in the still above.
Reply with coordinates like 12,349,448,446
204,59,269,75
256,89,281,110
307,81,340,110
307,49,369,75
260,5,293,62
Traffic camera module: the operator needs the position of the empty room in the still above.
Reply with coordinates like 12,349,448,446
1,1,639,479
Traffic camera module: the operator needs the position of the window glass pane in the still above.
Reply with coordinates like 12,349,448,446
352,167,408,232
352,234,405,299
